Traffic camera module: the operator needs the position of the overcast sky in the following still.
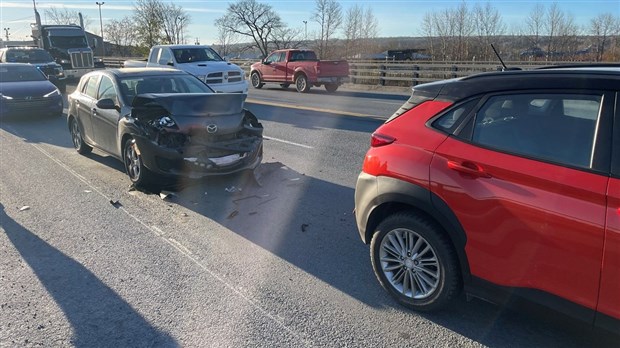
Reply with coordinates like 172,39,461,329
1,1,618,46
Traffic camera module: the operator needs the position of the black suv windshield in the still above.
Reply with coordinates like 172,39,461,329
5,49,54,63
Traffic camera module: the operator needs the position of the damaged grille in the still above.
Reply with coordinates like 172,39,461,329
188,130,237,145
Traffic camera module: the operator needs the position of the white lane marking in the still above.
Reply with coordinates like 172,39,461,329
6,135,313,347
264,136,313,149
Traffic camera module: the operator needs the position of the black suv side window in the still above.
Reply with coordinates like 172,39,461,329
471,93,602,169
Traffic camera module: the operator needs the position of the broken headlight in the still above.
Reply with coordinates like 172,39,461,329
149,115,177,129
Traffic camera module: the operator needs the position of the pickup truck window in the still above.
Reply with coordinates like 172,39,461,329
158,48,173,65
289,51,318,61
173,48,223,64
149,48,160,64
265,52,283,64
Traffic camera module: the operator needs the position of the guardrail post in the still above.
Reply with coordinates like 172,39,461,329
412,65,420,86
379,64,386,86
451,65,458,78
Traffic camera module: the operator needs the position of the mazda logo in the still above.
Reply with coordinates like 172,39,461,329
206,124,218,133
25,96,32,100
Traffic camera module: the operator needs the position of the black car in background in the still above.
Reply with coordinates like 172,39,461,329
0,63,64,119
67,68,263,188
0,47,67,93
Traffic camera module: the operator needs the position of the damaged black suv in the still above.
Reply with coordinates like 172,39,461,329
67,68,263,187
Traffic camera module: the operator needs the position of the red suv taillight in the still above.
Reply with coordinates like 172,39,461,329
370,133,396,147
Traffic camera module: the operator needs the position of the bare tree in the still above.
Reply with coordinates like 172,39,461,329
158,3,190,44
433,10,454,60
312,0,343,58
590,13,619,61
525,3,545,48
271,27,304,50
343,5,378,58
44,6,91,28
104,17,137,56
215,27,239,58
544,3,564,57
420,12,436,60
543,3,579,60
343,4,363,58
361,7,380,54
214,0,283,58
132,0,164,48
473,2,505,61
453,1,474,60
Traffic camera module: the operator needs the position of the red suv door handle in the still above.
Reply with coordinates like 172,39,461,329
447,161,491,178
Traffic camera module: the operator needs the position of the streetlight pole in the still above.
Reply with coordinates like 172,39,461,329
303,20,307,42
95,2,105,56
3,28,10,41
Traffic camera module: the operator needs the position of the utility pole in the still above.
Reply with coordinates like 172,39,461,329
303,20,307,42
95,2,105,56
3,28,9,41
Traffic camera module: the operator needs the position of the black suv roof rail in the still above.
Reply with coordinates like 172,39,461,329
536,63,620,70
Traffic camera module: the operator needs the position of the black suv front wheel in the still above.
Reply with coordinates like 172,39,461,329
370,212,461,311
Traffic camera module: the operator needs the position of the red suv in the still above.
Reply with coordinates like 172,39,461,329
354,66,620,333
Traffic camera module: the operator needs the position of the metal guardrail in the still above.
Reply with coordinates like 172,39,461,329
101,58,570,87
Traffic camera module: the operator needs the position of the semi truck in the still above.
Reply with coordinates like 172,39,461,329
31,9,98,79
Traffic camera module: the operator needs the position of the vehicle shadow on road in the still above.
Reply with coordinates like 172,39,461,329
151,163,619,347
1,114,73,149
0,204,178,347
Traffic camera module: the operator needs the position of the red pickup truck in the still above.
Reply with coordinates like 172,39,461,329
250,49,349,93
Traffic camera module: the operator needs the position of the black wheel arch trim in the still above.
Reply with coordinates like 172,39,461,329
467,276,620,335
362,175,471,282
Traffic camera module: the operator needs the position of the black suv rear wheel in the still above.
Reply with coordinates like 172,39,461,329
370,212,461,311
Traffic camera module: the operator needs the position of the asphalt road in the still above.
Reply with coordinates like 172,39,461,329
1,85,618,347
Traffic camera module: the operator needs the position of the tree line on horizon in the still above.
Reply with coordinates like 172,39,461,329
41,0,619,62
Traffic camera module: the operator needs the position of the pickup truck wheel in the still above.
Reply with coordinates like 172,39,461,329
324,83,339,93
251,72,264,89
280,83,290,89
295,74,310,93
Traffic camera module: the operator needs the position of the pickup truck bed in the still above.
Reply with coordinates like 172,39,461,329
250,49,349,93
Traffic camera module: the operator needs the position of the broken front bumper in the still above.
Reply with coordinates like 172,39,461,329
133,135,263,178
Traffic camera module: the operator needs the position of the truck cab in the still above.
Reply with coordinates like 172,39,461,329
31,24,97,79
146,45,248,94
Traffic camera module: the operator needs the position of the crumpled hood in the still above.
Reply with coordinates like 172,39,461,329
132,93,248,133
177,61,243,76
